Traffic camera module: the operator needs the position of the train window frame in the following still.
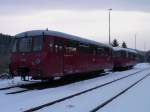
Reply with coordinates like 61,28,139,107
18,37,32,53
65,40,78,54
97,47,105,56
48,37,54,53
120,51,126,58
104,47,111,56
79,43,89,54
33,36,43,52
54,39,64,53
116,51,122,57
13,35,45,53
126,52,129,58
88,45,97,55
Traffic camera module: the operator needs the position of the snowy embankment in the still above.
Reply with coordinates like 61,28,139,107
0,63,149,112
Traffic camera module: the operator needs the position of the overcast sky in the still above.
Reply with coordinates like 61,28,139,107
1,0,150,50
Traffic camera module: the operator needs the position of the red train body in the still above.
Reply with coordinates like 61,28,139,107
9,30,114,80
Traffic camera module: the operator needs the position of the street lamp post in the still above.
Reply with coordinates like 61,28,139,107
144,42,146,51
108,9,112,45
135,34,137,50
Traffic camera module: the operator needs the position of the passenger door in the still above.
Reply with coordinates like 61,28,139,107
46,37,64,77
54,39,64,76
63,40,78,75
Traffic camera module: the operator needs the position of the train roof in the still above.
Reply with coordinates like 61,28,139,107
113,47,137,54
15,30,112,48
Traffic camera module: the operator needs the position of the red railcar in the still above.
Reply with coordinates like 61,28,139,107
9,30,114,80
113,47,138,70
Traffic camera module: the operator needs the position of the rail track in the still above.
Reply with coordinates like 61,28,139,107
90,73,150,112
3,69,145,95
4,72,109,94
23,68,150,112
0,80,39,91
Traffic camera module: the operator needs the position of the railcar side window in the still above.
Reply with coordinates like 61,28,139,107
49,40,54,48
79,43,89,54
131,53,134,59
126,52,129,58
55,40,64,53
128,52,133,59
19,38,32,52
97,47,105,56
105,48,109,56
88,45,96,55
128,52,130,58
121,51,127,57
33,37,43,51
116,51,121,57
49,39,54,52
55,44,58,53
66,40,77,54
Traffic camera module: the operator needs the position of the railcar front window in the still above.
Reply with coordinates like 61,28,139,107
33,37,43,51
19,38,32,52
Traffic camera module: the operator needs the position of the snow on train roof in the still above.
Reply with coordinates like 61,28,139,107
113,47,137,53
15,30,112,48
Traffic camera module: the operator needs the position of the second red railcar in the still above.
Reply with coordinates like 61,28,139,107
113,47,138,70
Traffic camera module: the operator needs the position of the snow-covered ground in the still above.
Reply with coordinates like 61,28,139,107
99,76,150,112
0,63,150,112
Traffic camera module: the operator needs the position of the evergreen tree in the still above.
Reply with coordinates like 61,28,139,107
122,41,127,48
112,38,119,47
